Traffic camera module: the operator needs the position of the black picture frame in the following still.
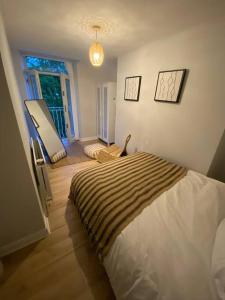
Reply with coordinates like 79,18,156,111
124,76,142,101
154,69,186,103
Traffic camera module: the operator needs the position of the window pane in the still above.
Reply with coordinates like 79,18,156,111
24,72,39,99
24,56,68,74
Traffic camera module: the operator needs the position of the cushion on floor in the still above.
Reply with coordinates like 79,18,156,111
83,143,106,159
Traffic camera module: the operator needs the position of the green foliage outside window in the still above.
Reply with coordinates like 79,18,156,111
39,74,63,107
24,56,68,74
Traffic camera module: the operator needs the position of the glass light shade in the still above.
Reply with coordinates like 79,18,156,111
89,42,104,67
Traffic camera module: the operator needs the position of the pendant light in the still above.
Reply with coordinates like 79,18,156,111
89,25,104,67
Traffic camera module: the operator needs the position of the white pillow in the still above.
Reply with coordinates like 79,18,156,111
212,218,225,300
83,143,106,159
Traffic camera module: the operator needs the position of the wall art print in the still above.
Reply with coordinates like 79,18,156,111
154,69,186,103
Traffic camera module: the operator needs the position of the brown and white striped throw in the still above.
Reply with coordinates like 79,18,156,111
69,152,187,258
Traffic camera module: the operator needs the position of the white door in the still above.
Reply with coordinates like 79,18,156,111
97,86,102,138
60,74,75,142
103,86,108,143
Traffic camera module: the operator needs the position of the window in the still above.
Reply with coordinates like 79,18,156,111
24,56,68,74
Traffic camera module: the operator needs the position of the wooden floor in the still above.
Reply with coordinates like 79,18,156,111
50,140,105,169
0,161,115,300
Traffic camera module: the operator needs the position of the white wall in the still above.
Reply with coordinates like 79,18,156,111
10,48,39,138
115,20,225,174
0,11,47,257
10,47,27,100
77,59,117,139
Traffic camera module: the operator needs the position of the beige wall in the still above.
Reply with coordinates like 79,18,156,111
0,55,47,254
208,129,225,182
76,59,117,139
0,12,46,256
115,20,225,175
0,18,30,163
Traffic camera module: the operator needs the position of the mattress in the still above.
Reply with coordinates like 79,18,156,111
104,170,225,300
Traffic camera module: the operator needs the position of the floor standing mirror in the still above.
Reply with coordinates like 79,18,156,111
25,99,67,163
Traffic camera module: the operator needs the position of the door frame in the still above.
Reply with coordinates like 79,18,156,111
60,73,73,142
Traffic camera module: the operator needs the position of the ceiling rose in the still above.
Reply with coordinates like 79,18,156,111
76,16,115,37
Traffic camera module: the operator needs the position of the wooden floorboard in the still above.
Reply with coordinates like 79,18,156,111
50,140,105,169
0,160,115,300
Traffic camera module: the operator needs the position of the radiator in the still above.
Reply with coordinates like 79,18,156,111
31,138,52,217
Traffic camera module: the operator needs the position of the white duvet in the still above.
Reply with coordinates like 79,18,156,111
104,171,225,300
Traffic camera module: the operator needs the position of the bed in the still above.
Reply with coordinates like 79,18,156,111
69,152,225,300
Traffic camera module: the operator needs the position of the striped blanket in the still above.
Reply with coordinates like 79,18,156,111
69,152,187,258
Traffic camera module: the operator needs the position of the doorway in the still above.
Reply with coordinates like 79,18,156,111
23,56,76,142
39,74,66,139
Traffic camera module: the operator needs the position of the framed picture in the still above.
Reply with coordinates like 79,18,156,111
154,69,186,103
124,76,142,101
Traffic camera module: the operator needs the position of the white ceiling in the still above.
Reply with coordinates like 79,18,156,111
1,0,225,61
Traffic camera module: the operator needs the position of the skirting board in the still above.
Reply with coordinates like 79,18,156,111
0,228,49,258
79,136,98,142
